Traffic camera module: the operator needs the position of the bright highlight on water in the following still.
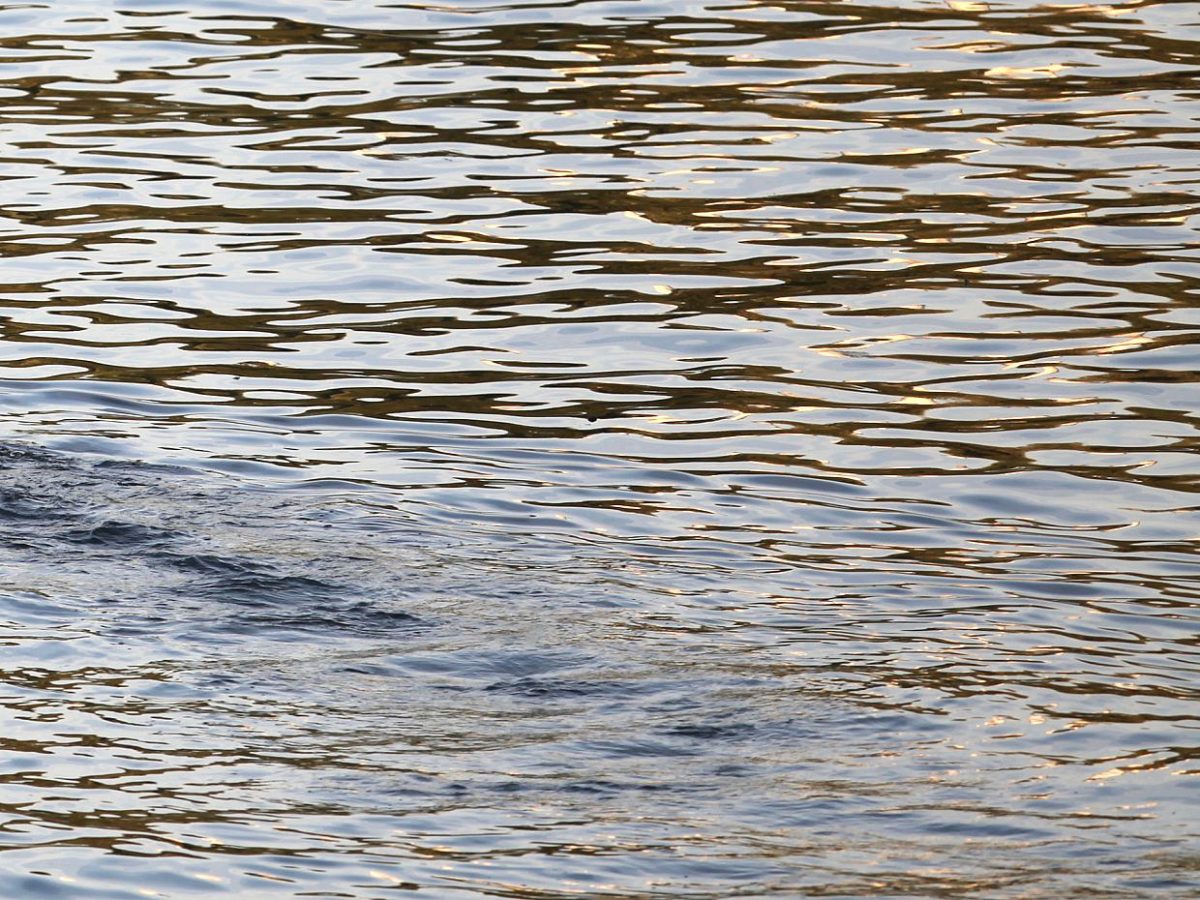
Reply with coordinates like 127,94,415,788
0,0,1197,896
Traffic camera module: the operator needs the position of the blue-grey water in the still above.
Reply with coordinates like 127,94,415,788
0,0,1198,896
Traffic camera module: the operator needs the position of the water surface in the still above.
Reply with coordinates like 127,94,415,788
0,0,1198,896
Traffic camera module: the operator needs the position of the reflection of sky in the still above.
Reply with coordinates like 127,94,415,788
0,1,1196,891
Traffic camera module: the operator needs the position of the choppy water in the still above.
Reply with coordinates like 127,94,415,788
0,0,1198,896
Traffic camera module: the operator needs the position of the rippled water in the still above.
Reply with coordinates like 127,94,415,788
0,0,1198,895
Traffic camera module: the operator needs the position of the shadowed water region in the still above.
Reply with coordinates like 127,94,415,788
0,0,1197,895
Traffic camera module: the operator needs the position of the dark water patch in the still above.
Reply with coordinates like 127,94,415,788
484,677,641,700
658,722,756,741
0,487,46,519
187,570,341,607
577,739,703,760
61,521,180,548
155,551,263,577
232,602,422,638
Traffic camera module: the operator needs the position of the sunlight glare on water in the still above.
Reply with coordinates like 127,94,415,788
0,0,1198,896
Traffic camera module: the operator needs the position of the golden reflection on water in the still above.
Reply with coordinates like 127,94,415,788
0,0,1197,896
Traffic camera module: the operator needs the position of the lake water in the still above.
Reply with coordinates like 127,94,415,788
0,0,1198,896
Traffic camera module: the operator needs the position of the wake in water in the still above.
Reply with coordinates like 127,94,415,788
1,444,427,642
2,444,1198,897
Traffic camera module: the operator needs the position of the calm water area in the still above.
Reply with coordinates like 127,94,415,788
0,0,1197,896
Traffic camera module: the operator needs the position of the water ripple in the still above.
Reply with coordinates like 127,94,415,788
0,0,1198,896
